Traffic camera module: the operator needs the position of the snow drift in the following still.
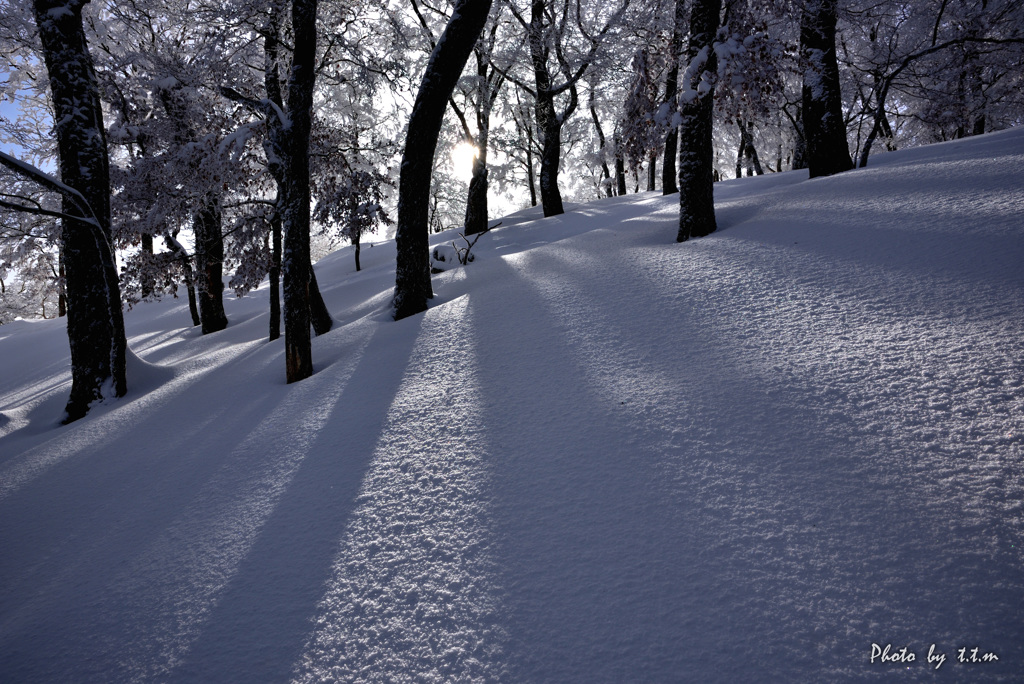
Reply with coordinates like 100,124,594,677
1,129,1023,682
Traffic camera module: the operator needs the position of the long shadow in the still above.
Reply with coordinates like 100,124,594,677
713,157,1024,293
462,255,726,681
170,314,424,683
0,356,305,682
616,234,1024,678
464,247,1024,680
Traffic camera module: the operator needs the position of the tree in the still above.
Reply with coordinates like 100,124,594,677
460,27,507,235
151,78,231,335
619,47,663,191
313,167,390,272
506,0,631,217
276,0,320,381
410,1,510,236
841,0,1024,167
22,0,126,422
676,0,721,241
660,0,686,194
800,0,853,177
0,235,62,323
495,86,541,207
586,85,614,197
93,0,268,333
393,0,494,321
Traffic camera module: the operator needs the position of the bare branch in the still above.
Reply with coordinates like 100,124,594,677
0,150,99,227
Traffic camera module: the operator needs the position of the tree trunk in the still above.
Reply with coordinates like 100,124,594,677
194,202,228,334
792,108,807,170
614,130,627,196
279,0,319,382
537,115,564,214
525,140,538,206
393,0,493,320
140,232,154,298
528,0,576,217
308,265,333,335
800,0,853,178
516,105,539,206
353,234,361,272
661,0,685,195
162,235,200,327
735,133,745,179
972,115,986,136
464,51,499,235
647,151,657,191
269,209,281,341
33,0,126,422
738,120,764,176
57,247,66,317
677,0,721,242
663,130,678,193
589,95,613,198
185,274,200,326
464,157,489,234
463,110,490,236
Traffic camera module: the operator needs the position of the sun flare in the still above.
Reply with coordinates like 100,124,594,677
451,142,479,182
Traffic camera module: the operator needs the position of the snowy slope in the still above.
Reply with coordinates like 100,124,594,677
1,129,1023,682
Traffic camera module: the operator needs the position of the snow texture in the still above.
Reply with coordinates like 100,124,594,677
1,129,1023,682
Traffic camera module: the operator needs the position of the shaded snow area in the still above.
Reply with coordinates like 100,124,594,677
2,129,1024,682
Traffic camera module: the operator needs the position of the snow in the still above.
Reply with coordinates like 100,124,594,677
2,128,1024,682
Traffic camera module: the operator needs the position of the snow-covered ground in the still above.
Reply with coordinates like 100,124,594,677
2,129,1023,682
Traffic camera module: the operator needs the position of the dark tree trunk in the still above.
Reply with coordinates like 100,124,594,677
677,0,721,242
972,115,986,136
858,76,892,168
800,0,853,178
464,158,489,234
529,0,560,216
163,235,200,326
792,108,807,170
194,203,228,334
528,146,536,205
140,232,154,298
57,247,66,317
537,116,564,214
614,131,627,196
252,0,321,375
463,49,501,235
589,96,613,197
879,104,895,147
33,0,126,422
185,274,200,326
735,132,745,179
528,0,579,217
647,152,657,191
394,0,493,320
737,120,764,176
661,0,685,195
663,129,679,194
516,104,539,207
308,265,333,336
278,0,319,382
353,234,361,272
269,210,281,341
525,142,538,206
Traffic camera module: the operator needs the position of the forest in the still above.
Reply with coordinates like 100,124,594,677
2,1,1024,680
1,0,1022,421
